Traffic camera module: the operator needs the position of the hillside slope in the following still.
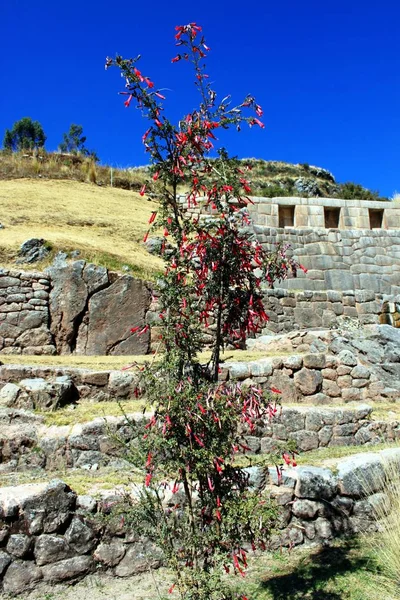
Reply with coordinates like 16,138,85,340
0,179,163,278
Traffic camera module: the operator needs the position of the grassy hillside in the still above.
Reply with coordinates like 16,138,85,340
0,151,387,278
0,178,163,279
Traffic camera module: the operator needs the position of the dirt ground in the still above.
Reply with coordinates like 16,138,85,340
16,568,172,600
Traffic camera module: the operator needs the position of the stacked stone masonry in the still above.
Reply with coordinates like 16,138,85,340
0,262,151,356
1,403,398,474
2,448,400,594
261,288,400,333
181,195,400,294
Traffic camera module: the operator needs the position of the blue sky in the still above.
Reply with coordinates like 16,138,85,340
1,0,399,197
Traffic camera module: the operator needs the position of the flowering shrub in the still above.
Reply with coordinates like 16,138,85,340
107,23,298,600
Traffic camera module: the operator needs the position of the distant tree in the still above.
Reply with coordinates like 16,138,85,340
3,117,46,151
58,124,99,161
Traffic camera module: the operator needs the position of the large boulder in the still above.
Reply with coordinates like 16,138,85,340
79,276,151,355
18,376,78,410
47,261,108,354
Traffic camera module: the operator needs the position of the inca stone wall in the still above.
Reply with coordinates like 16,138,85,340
262,289,400,333
254,226,400,294
0,270,55,355
0,262,152,356
1,447,400,594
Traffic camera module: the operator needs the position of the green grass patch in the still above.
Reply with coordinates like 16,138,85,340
39,399,147,426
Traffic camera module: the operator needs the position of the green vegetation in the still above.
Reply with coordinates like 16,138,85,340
58,123,98,161
3,117,46,152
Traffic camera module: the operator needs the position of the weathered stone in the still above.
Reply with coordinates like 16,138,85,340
115,541,163,576
108,371,136,398
294,368,323,395
0,382,21,407
318,425,333,446
3,560,43,594
303,354,326,369
34,535,71,566
314,517,333,539
337,453,385,497
94,540,126,567
6,534,32,558
338,350,358,367
18,480,77,534
242,466,267,491
322,379,341,397
76,495,97,512
0,550,11,576
41,556,94,582
291,499,320,519
351,365,370,379
291,430,319,451
294,466,338,500
321,368,337,381
280,409,305,431
19,376,77,410
64,517,95,554
282,355,303,370
81,276,151,355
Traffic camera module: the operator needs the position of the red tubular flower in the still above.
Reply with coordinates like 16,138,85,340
145,473,152,487
146,452,153,468
270,386,282,394
140,184,146,197
143,230,150,243
124,94,133,108
300,264,308,273
148,211,157,224
171,55,181,63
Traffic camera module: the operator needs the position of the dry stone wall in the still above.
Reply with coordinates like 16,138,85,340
0,269,55,356
0,262,152,356
1,447,400,594
1,404,399,474
254,226,400,294
261,288,400,333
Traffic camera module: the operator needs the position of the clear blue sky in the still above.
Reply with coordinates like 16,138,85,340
1,0,399,197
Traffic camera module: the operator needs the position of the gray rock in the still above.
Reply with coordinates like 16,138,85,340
20,479,77,534
303,354,326,369
314,517,333,539
115,541,163,576
6,534,32,558
108,371,136,398
17,238,50,264
3,560,43,594
294,466,338,500
291,499,320,519
291,430,319,451
280,408,305,432
34,535,71,566
41,555,94,583
0,382,21,407
338,350,358,367
294,368,323,395
65,517,95,554
94,540,126,567
337,453,386,497
242,466,267,491
19,376,77,411
76,495,97,512
0,550,11,576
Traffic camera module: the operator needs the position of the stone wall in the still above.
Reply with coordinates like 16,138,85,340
248,196,400,230
0,270,56,355
1,403,399,474
0,262,152,356
254,226,400,294
2,447,400,594
261,289,400,333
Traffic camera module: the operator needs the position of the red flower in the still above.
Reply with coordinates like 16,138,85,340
124,94,133,108
145,472,152,487
140,184,146,196
270,386,282,394
171,55,181,63
143,230,149,243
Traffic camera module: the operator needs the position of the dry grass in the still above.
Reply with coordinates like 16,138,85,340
0,348,293,370
0,178,163,278
361,458,400,589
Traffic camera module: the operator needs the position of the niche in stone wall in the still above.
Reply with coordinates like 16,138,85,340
369,209,384,229
324,207,341,229
279,205,295,228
